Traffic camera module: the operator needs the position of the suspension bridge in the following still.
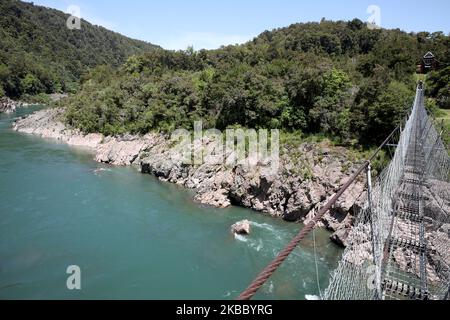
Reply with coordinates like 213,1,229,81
238,83,450,300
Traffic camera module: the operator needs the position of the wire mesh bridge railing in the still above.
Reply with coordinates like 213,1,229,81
325,84,450,300
238,84,450,300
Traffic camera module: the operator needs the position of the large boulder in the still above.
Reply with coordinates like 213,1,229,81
231,220,251,235
195,189,231,208
95,136,148,166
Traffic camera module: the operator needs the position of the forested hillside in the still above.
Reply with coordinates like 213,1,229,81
0,0,158,99
61,19,450,145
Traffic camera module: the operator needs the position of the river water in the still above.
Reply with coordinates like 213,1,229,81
0,106,342,300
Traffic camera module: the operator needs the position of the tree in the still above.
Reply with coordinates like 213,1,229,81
0,0,158,99
366,81,413,142
427,67,450,109
309,68,351,135
21,73,44,95
348,18,364,31
59,18,448,147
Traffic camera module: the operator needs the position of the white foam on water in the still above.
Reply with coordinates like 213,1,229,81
263,281,274,294
302,280,307,288
251,221,290,242
305,294,320,300
234,233,248,242
249,221,276,233
249,239,264,252
93,168,112,176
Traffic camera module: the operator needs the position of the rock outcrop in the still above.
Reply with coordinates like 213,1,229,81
231,220,251,235
0,94,68,114
13,108,368,238
0,97,22,113
138,137,367,232
95,135,149,166
13,108,104,149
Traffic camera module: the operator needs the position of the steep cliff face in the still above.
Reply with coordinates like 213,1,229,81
138,136,367,236
13,108,368,245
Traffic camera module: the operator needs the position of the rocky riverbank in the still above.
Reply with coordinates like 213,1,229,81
13,108,368,245
0,97,28,113
0,94,68,114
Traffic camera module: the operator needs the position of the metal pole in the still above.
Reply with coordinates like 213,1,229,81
366,163,381,300
237,125,400,300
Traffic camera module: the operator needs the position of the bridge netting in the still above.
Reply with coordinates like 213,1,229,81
324,85,450,300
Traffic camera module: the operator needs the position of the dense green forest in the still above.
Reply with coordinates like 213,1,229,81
0,0,158,99
2,0,448,146
61,19,450,145
427,66,450,109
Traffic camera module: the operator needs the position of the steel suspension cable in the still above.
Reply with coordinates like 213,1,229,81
237,123,401,300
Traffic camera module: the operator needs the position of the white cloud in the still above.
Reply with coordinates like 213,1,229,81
161,32,254,51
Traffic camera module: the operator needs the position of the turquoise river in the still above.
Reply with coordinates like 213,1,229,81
0,106,342,300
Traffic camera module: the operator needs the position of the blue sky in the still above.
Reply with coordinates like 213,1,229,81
32,0,450,50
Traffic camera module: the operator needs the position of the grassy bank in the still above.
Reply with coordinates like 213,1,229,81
436,108,450,147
